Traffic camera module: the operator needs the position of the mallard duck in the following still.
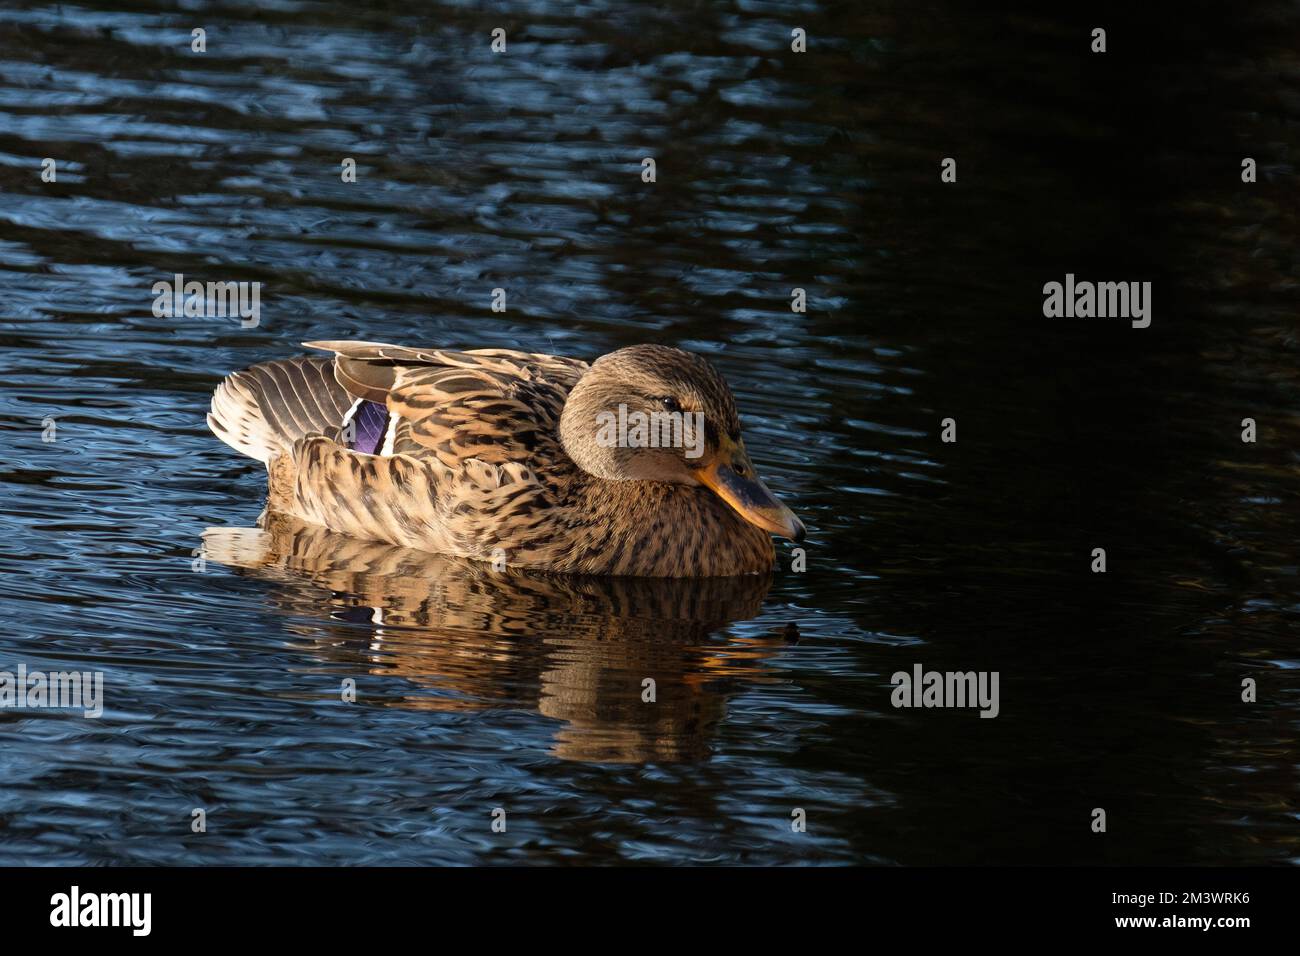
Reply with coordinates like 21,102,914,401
207,341,804,577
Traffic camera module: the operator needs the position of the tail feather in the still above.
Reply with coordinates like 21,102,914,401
208,356,352,463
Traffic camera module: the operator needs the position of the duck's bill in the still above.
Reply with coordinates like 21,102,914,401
696,448,806,543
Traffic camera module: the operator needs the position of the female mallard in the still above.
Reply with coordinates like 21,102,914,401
208,341,804,577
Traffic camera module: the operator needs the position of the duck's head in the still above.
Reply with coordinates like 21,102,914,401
559,344,805,542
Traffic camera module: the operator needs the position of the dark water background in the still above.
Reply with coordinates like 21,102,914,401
0,0,1297,864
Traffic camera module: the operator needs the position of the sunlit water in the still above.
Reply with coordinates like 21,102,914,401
0,1,1296,865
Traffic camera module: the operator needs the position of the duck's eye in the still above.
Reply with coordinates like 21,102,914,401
659,396,681,414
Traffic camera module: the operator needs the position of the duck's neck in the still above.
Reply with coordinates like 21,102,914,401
556,476,775,577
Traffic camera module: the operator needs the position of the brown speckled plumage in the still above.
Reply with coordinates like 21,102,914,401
208,341,800,577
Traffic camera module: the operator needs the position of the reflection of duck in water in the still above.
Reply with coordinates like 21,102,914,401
203,514,792,763
208,341,804,576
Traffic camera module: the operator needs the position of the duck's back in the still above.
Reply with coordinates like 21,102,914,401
209,343,589,558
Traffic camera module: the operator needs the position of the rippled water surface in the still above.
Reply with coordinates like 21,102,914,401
1,1,1297,864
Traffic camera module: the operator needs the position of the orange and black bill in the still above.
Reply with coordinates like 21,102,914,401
695,436,805,542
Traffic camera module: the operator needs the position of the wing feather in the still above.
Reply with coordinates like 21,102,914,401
304,340,587,471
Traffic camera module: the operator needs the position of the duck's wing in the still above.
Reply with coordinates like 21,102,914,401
208,355,353,464
303,340,588,469
271,342,590,561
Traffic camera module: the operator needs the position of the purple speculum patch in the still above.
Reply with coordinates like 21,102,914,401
347,400,389,454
